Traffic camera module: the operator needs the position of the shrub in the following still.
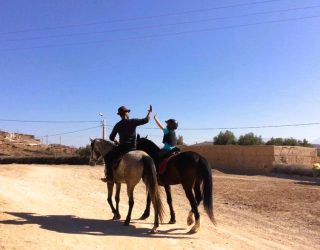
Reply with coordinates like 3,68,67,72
266,137,313,147
283,138,299,146
177,135,184,145
238,133,263,145
266,137,284,146
214,130,237,145
76,144,91,156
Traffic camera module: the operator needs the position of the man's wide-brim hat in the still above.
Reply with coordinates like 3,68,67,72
117,106,131,115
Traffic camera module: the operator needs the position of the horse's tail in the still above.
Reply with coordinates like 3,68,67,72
199,156,216,225
142,155,165,223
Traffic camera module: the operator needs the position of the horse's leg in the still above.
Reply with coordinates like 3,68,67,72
107,182,117,219
139,192,151,220
124,185,135,226
187,180,202,226
194,180,203,205
114,183,121,220
183,184,200,233
164,185,176,224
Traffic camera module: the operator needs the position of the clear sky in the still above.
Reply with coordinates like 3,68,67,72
1,0,319,147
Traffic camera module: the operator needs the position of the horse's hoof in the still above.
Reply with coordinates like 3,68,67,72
188,228,198,234
187,217,194,226
168,219,176,224
150,227,158,234
112,214,121,220
139,214,149,220
123,221,130,226
188,219,200,234
187,212,194,226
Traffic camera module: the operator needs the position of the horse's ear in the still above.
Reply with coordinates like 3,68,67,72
137,134,140,140
89,137,93,142
145,135,148,139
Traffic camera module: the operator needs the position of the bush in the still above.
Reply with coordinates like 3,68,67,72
266,137,313,147
298,139,313,147
177,135,184,145
76,144,91,156
266,137,284,146
214,130,237,145
238,133,263,145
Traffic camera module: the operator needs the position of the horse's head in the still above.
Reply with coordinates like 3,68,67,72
136,134,148,150
89,138,114,166
136,134,160,160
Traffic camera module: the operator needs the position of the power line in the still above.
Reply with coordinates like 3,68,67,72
2,5,319,43
0,119,100,123
0,0,280,35
39,125,101,138
2,118,320,131
1,15,319,52
137,122,320,131
4,121,319,141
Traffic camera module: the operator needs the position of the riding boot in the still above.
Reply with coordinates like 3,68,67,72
105,164,113,183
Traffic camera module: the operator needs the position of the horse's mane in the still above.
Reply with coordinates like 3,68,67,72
138,137,161,161
140,137,160,151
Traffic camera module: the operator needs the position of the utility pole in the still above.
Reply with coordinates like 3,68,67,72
99,112,106,140
102,119,106,140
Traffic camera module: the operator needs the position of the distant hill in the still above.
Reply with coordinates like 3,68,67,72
189,141,213,146
0,131,77,157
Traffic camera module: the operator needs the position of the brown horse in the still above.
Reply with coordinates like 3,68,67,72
137,135,215,233
90,138,164,233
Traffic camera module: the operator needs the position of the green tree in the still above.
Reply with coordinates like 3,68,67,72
283,138,299,146
177,135,184,145
214,130,237,145
266,137,312,147
238,132,263,145
298,138,312,147
76,144,91,156
266,137,284,145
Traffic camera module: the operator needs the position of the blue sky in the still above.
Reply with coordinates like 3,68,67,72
0,0,319,147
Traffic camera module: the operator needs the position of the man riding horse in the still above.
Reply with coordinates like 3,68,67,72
103,105,152,183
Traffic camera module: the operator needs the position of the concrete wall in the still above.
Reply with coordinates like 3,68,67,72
182,145,317,174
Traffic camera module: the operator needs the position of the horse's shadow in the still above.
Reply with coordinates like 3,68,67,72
1,212,188,238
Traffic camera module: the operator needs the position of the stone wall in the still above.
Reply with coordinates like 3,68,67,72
182,145,317,174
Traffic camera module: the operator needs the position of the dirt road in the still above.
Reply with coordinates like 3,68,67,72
0,164,319,249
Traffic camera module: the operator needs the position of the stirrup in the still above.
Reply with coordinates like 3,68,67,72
100,177,108,182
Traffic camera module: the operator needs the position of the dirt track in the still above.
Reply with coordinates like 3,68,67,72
0,164,319,250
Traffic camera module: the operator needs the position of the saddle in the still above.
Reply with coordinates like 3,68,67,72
158,151,179,175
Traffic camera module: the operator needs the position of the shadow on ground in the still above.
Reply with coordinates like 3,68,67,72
1,212,189,239
294,180,320,186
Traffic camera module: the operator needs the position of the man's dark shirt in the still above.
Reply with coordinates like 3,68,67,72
109,118,148,147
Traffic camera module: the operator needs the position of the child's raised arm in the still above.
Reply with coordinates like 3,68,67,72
154,114,164,130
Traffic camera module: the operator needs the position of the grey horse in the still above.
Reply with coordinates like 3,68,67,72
89,138,164,233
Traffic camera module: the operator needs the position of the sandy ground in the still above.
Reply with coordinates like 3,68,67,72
0,164,319,250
